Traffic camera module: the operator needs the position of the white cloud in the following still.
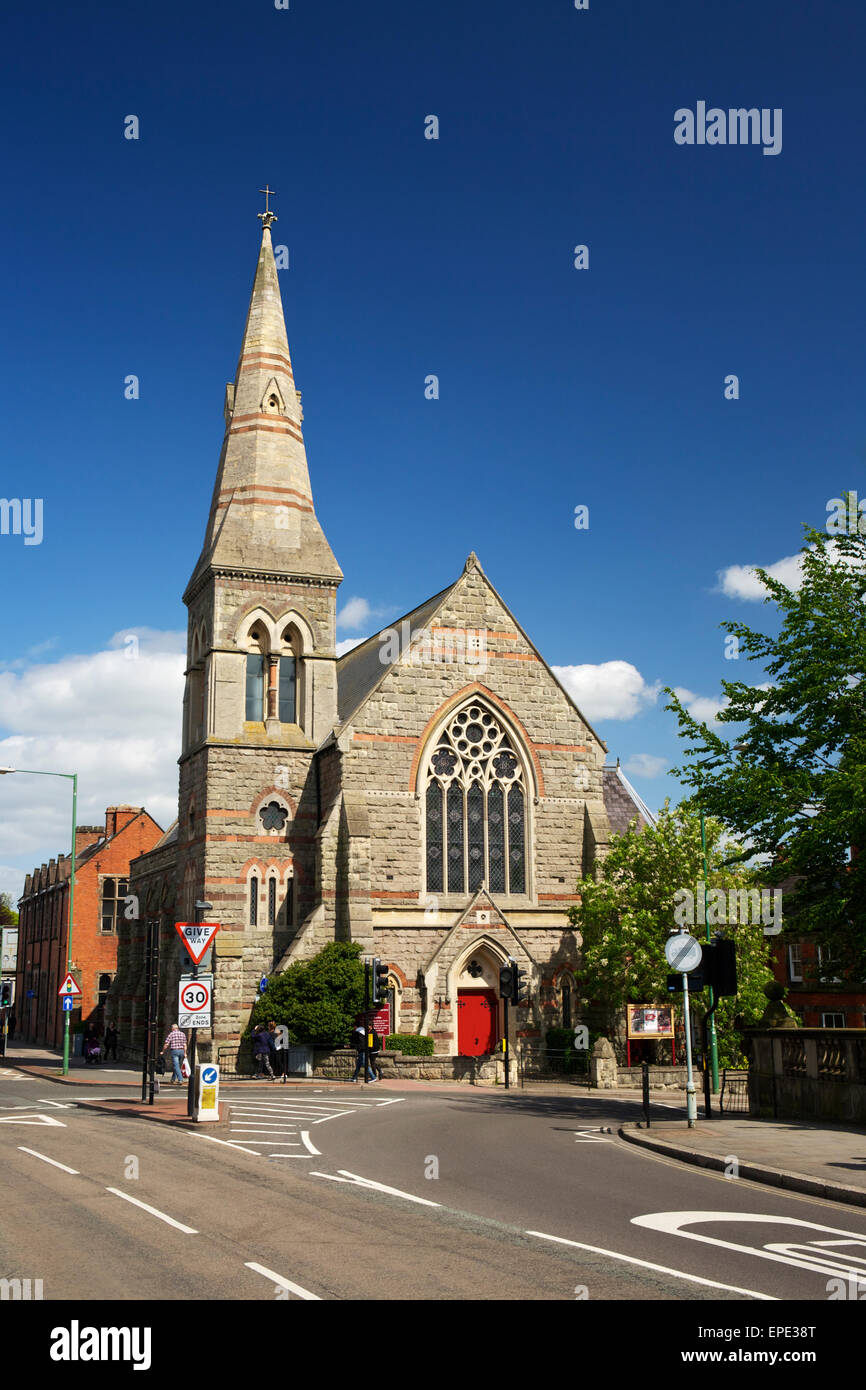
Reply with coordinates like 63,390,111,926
336,637,364,657
673,686,729,725
717,553,805,600
0,634,185,898
622,753,668,779
552,661,661,721
337,597,376,630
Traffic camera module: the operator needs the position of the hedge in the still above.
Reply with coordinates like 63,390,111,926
385,1033,434,1056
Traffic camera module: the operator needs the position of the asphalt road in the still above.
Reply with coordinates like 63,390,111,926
2,1074,866,1309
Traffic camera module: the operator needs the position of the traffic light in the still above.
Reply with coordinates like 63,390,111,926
512,960,525,1005
666,970,705,993
371,958,389,1006
703,939,738,997
499,962,516,1000
0,981,11,1007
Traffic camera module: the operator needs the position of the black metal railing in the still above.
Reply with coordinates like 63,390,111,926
718,1068,750,1114
517,1046,591,1088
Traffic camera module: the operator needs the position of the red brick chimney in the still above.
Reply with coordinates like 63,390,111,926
75,825,103,856
105,806,143,839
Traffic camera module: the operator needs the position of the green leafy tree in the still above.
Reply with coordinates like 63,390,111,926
567,803,773,1065
665,502,866,980
0,893,18,926
248,941,367,1045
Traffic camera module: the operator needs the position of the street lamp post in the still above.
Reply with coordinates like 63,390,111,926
696,764,720,1094
0,766,78,1075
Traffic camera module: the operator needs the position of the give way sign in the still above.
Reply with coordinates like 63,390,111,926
175,921,219,965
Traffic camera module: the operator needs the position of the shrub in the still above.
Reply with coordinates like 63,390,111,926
385,1033,434,1056
544,1027,574,1052
246,941,367,1046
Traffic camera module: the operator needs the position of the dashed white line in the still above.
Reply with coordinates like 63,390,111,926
105,1187,198,1234
18,1146,79,1174
525,1230,777,1299
244,1261,321,1300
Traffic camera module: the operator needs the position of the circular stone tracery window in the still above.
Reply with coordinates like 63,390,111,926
260,801,289,833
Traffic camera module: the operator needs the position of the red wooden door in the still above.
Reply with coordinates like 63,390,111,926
457,990,497,1055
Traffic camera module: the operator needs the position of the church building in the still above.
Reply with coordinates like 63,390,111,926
113,207,651,1062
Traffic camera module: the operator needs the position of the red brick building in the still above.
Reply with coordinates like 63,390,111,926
771,937,866,1029
16,807,163,1047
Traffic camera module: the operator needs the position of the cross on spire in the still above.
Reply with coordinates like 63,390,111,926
258,185,278,229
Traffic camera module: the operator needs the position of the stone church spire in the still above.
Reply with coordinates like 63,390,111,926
185,204,342,599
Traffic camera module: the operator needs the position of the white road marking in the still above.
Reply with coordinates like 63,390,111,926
0,1114,66,1126
573,1130,611,1143
226,1138,301,1145
300,1130,320,1155
190,1133,262,1156
244,1261,321,1300
18,1146,79,1174
0,1069,26,1079
232,1117,307,1128
376,1098,405,1106
35,1099,73,1108
105,1187,198,1234
311,1169,441,1208
632,1211,866,1281
526,1230,777,1299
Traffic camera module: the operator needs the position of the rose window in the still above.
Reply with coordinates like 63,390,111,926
260,801,289,833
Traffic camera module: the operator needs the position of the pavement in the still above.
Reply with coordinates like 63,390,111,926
6,1041,866,1210
621,1116,866,1209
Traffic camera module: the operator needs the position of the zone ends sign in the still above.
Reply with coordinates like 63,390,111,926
175,921,220,965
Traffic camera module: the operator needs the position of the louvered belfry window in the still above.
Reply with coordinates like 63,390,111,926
425,703,528,896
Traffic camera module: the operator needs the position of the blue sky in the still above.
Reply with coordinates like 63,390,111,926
1,0,864,895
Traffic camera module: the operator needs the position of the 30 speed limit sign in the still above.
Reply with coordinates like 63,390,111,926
178,975,212,1028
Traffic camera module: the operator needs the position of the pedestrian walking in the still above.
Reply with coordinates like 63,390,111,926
252,1023,275,1079
160,1023,188,1085
83,1023,101,1066
351,1022,376,1083
103,1022,118,1062
369,1026,382,1081
268,1020,287,1081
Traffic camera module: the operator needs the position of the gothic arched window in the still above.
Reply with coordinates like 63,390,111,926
425,702,528,896
279,624,300,725
245,627,266,722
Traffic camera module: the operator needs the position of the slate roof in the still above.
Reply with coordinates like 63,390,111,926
335,582,456,727
602,763,656,836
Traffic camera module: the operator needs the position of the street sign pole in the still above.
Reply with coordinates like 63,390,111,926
503,995,509,1090
363,960,370,1086
682,971,697,1127
187,951,198,1119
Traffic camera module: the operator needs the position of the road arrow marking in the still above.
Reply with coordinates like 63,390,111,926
0,1114,66,1126
632,1211,866,1281
310,1169,441,1207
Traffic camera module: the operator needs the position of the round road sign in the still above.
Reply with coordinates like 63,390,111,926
202,1065,218,1085
664,933,703,973
180,979,211,1013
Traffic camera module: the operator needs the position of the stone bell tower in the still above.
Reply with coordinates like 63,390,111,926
176,197,343,1050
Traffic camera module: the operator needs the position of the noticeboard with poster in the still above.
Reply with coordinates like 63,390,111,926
627,1004,675,1039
